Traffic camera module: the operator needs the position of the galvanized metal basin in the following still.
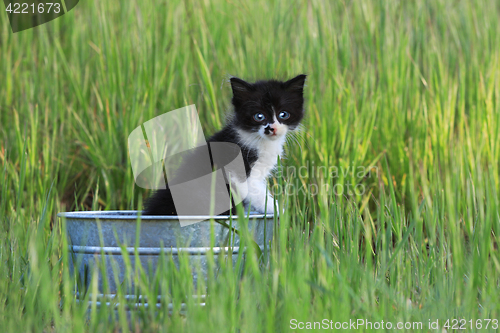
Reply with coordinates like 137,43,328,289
58,210,274,294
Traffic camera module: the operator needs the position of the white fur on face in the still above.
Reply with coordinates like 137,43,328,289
256,114,289,140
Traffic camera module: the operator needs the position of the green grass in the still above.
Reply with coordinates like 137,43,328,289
1,0,500,331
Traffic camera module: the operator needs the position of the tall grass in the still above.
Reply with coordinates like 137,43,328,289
1,0,499,331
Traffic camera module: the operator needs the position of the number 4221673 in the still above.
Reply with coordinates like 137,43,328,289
5,2,61,14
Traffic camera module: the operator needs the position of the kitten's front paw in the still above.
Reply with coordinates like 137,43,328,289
250,198,275,214
270,202,285,216
264,199,275,214
262,196,280,214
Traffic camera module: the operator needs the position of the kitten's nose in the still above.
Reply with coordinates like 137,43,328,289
264,125,277,135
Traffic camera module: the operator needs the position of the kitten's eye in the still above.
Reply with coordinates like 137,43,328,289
278,111,290,120
253,113,266,122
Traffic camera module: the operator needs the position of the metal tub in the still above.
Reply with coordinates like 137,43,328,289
58,210,274,295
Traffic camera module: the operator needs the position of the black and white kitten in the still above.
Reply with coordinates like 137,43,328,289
143,74,306,215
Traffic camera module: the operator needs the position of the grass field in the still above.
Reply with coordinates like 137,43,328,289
1,0,500,331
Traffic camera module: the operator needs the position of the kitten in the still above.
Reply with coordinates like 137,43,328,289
143,74,306,215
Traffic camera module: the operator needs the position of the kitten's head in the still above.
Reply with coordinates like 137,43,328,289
230,75,306,141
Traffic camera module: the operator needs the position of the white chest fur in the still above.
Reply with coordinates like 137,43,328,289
235,129,286,213
249,137,285,180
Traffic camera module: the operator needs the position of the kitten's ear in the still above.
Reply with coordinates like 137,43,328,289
230,77,253,97
284,74,307,91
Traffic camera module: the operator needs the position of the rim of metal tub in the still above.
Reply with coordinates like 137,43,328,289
57,210,275,220
70,245,255,255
